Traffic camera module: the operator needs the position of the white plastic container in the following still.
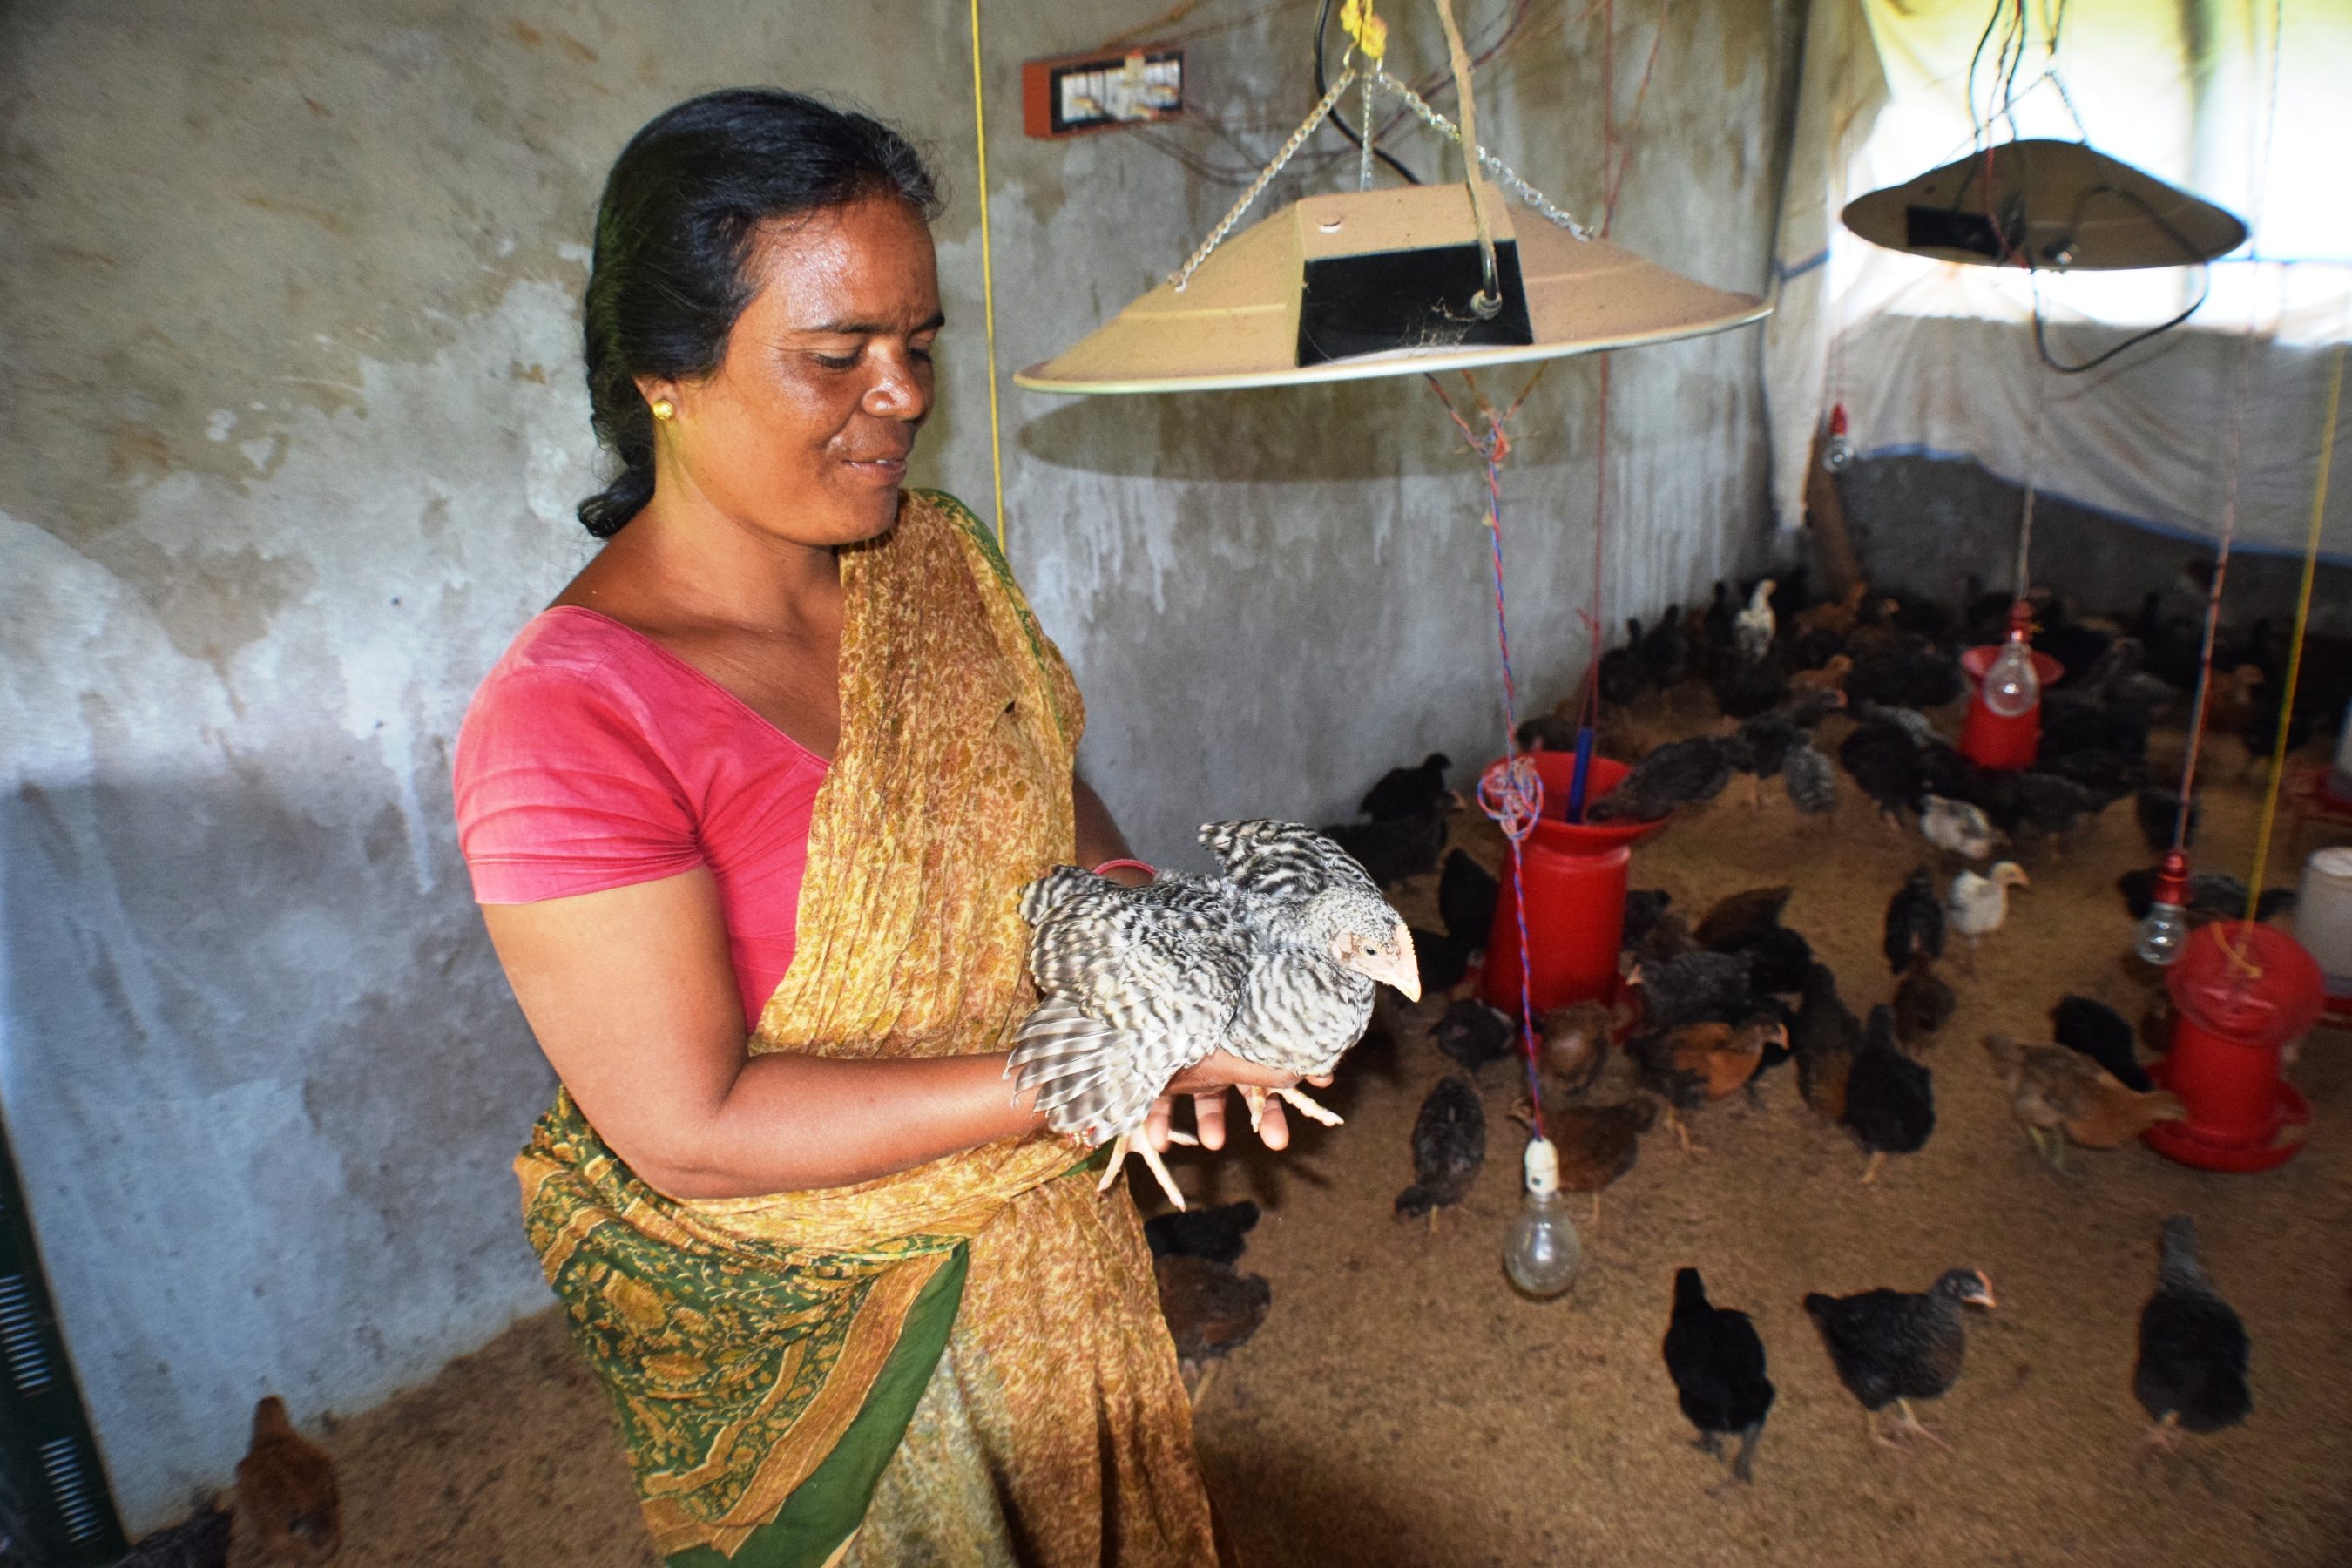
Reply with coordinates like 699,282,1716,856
2301,846,2352,997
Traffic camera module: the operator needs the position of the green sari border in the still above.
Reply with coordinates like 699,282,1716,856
663,1244,970,1568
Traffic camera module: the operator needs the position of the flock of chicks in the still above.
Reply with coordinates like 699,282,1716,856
1328,566,2310,1482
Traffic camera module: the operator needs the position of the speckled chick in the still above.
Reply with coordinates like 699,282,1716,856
1013,820,1417,1208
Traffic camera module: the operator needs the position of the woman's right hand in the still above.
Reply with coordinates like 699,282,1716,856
1146,1051,1321,1155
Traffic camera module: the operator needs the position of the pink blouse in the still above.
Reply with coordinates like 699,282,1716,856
452,606,829,1029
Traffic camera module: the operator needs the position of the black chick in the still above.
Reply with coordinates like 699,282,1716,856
2134,787,2199,854
1845,644,1964,710
1362,754,1454,821
1845,1004,1934,1183
1621,889,1675,951
1891,956,1956,1047
1739,927,1815,996
1437,848,1498,954
1693,886,1793,952
1805,1267,1997,1448
1663,1267,1776,1484
1586,737,1746,822
1599,618,1648,706
1634,950,1754,1031
2051,995,2153,1092
1840,722,1928,826
1702,581,1739,661
1516,713,1578,753
1430,998,1517,1076
1396,1076,1485,1220
1144,1200,1260,1264
2133,1213,2251,1459
1156,1254,1272,1364
1411,925,1472,994
1711,657,1788,720
1321,808,1446,888
1643,605,1689,690
1882,869,1945,976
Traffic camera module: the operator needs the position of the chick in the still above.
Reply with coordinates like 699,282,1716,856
1516,713,1579,753
1788,654,1852,695
1919,794,1997,862
1539,999,1620,1098
1632,1016,1783,1152
1882,869,1945,976
232,1396,342,1568
1642,606,1689,691
1781,735,1840,820
1586,736,1745,822
1144,1200,1260,1265
1805,1268,1997,1449
1846,1004,1934,1183
1156,1254,1273,1368
1620,888,1675,952
1711,655,1788,720
1361,753,1454,821
1794,581,1869,640
1547,1097,1657,1223
1430,998,1517,1077
1842,722,1928,828
1981,1033,2186,1171
1891,956,1956,1048
1436,848,1498,954
2134,786,2199,855
1793,962,1862,1124
1396,1077,1485,1222
1663,1267,1776,1484
1320,808,1446,889
1693,886,1794,952
2050,994,2152,1092
1631,950,1754,1031
2133,1214,2251,1462
1734,579,1776,663
1946,862,2028,969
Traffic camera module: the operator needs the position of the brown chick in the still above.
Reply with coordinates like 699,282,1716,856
1550,1096,1659,1223
1795,581,1869,639
1539,998,1624,1098
1981,1033,2186,1173
1155,1254,1272,1365
231,1396,341,1568
1891,955,1956,1048
1635,907,1699,963
1635,1017,1781,1152
1788,654,1854,695
1692,886,1794,952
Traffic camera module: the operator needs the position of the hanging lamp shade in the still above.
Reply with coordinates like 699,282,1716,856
1013,181,1768,395
1842,139,2246,271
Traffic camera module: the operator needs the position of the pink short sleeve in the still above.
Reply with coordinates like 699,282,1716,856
455,657,705,905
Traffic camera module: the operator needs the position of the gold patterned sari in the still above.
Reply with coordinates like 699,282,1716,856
514,491,1216,1566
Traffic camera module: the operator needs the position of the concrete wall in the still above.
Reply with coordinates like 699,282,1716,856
0,0,1802,1530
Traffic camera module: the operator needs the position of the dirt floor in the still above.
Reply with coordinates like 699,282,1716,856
307,697,2352,1568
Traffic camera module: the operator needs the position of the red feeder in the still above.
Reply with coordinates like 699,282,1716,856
1481,752,1668,1017
1957,641,2064,771
2143,921,2324,1173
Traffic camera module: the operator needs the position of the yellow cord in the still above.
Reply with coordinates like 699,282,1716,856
970,0,1007,551
2243,340,2345,923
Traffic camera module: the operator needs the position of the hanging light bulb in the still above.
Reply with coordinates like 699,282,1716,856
2135,848,2193,966
1503,1136,1581,1297
1983,601,2042,719
1821,402,1854,473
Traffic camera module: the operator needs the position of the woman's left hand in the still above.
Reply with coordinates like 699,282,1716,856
1144,1054,1334,1154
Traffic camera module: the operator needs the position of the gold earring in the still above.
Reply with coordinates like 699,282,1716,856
651,398,676,421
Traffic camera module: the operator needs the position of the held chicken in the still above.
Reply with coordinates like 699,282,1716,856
1013,821,1419,1209
1663,1267,1776,1484
2133,1214,2251,1462
1981,1034,2186,1172
1806,1268,1997,1450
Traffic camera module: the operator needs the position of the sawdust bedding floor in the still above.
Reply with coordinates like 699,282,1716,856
312,703,2352,1568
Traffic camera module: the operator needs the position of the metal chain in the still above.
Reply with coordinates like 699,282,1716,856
1169,70,1356,290
1359,71,1376,191
1375,66,1592,240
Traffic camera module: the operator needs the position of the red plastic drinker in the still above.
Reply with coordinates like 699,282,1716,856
1481,752,1669,1017
2143,921,2324,1173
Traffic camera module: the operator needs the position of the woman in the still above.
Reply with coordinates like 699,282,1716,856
454,91,1296,1566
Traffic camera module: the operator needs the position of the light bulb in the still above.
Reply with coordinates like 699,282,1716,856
1983,638,2041,718
1503,1137,1582,1298
2134,902,2190,966
1821,402,1854,473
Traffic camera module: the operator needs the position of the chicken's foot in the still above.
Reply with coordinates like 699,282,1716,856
1666,1107,1707,1155
1875,1399,1952,1452
2133,1412,2183,1470
1860,1150,1886,1184
1100,1132,1188,1210
1251,1084,1343,1128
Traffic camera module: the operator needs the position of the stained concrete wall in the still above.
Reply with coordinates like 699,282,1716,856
0,0,1801,1530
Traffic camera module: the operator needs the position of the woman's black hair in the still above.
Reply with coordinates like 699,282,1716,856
575,89,943,537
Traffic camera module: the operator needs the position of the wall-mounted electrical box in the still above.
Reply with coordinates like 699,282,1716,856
1022,45,1185,139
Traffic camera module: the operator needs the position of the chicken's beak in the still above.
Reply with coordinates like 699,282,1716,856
1969,1270,1998,1308
1343,924,1421,1002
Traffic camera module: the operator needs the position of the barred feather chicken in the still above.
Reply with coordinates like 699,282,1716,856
1012,821,1418,1207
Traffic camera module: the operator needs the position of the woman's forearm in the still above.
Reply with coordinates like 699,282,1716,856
637,1049,1051,1200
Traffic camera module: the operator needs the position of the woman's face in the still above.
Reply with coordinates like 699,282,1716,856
645,195,942,548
